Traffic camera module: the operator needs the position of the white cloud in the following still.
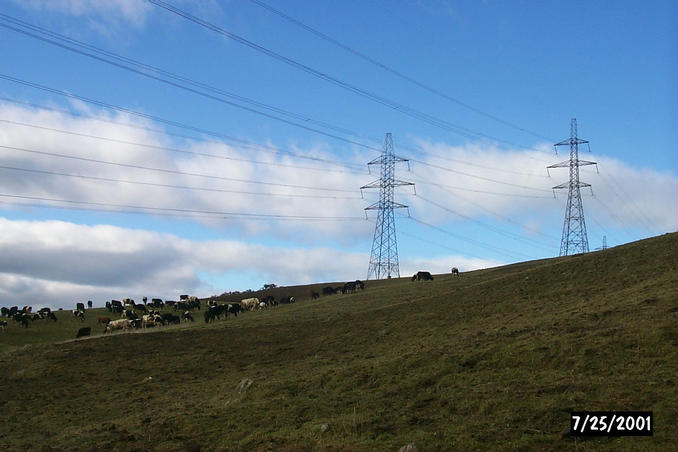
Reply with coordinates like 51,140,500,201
13,0,151,29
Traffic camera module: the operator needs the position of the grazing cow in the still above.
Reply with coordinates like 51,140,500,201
75,327,91,338
161,313,180,325
355,280,365,290
227,304,241,317
182,311,194,322
240,298,259,311
279,296,295,304
451,267,460,276
76,302,85,312
73,310,85,321
0,320,7,331
105,319,132,333
311,291,320,300
342,281,357,294
322,286,335,296
47,312,57,322
412,271,434,281
97,316,111,325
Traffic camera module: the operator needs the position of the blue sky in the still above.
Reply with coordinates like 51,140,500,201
0,0,676,308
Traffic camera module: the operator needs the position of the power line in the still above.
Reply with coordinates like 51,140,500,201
248,0,555,142
0,118,365,175
408,216,532,260
411,194,555,251
0,87,365,171
408,171,552,199
409,185,558,242
410,159,553,193
0,144,358,194
0,193,366,221
0,16,383,153
0,165,363,200
146,0,529,147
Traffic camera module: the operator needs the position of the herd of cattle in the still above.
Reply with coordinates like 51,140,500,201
1,270,459,337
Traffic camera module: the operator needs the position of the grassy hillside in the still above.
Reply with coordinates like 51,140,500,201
0,233,676,451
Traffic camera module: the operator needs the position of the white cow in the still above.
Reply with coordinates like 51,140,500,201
241,298,259,311
105,319,132,333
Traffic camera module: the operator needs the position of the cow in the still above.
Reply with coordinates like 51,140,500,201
150,298,164,308
76,302,85,312
1,307,9,317
141,314,159,328
227,303,241,317
322,286,335,296
105,319,132,333
161,313,180,325
122,309,139,320
87,300,93,309
412,271,434,281
342,282,357,294
0,320,7,331
134,304,148,314
47,312,57,322
241,298,260,311
279,296,295,304
73,309,85,321
355,280,365,290
311,291,320,300
451,267,460,276
182,311,194,322
75,327,91,339
180,294,189,301
97,316,111,325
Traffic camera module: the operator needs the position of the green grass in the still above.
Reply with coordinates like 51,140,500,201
0,232,676,451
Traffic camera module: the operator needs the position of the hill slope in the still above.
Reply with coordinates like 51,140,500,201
1,233,677,450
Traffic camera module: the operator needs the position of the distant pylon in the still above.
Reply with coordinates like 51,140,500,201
547,118,597,256
361,133,414,280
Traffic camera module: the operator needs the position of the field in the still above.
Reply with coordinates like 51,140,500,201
1,232,677,451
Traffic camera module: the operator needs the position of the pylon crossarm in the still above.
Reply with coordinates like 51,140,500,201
547,160,570,169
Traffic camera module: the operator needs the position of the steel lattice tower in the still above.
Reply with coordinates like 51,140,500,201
361,133,414,279
547,118,597,256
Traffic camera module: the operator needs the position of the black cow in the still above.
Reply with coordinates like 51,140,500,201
279,296,295,304
342,282,357,294
76,327,91,338
161,313,181,325
0,320,7,331
322,286,335,296
228,303,241,317
355,280,365,290
451,267,460,276
73,310,85,321
134,304,148,313
412,271,434,281
87,300,93,309
150,298,164,308
182,311,194,322
76,302,85,312
311,291,320,299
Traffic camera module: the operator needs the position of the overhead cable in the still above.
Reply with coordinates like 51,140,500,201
146,0,529,147
0,193,366,221
0,144,358,193
248,0,555,142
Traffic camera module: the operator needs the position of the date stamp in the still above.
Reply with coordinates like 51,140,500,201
570,411,653,436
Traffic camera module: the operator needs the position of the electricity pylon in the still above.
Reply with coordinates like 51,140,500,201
547,118,597,256
361,133,414,279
